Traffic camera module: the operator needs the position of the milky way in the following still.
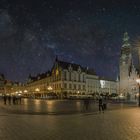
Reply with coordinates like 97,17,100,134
1,0,140,82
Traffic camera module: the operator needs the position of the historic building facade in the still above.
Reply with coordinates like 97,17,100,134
0,74,24,96
24,58,102,98
100,78,117,96
24,58,117,98
119,32,139,100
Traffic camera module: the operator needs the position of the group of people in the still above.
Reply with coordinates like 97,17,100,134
3,95,22,105
83,97,107,113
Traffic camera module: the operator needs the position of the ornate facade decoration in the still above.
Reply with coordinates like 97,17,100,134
119,32,139,100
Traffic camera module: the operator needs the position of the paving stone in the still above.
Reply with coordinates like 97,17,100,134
0,99,139,140
0,108,140,140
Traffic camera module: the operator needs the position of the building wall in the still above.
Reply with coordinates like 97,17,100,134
86,74,100,94
100,79,117,95
22,59,118,98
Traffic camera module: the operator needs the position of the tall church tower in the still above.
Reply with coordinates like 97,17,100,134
119,32,132,96
119,32,138,100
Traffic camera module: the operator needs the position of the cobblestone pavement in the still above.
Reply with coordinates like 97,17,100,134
0,98,137,115
1,107,140,140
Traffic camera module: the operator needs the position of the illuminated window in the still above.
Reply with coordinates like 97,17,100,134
100,80,105,88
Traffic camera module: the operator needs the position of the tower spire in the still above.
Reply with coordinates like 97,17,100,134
122,32,130,48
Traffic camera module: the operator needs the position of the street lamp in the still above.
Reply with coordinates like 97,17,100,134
24,90,28,93
35,88,40,92
35,88,40,98
136,78,140,107
47,86,52,91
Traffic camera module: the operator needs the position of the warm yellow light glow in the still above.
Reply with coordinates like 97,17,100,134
47,100,53,105
119,94,124,98
35,88,40,92
24,90,28,93
56,69,59,76
136,79,140,84
136,93,139,97
19,91,22,93
48,86,52,91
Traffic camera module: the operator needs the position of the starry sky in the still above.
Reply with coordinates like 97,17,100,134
1,0,140,82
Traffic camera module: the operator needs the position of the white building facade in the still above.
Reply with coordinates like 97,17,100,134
100,78,117,96
25,58,118,98
50,58,99,97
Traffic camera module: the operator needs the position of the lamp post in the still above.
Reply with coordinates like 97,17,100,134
35,88,40,98
24,90,28,97
47,86,52,91
136,78,140,107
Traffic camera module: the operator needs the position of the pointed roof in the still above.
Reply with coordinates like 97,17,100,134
57,60,84,71
122,32,131,48
52,59,96,75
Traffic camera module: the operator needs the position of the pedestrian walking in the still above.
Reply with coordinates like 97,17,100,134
3,95,7,105
99,97,104,113
13,95,16,105
8,95,11,105
102,97,107,110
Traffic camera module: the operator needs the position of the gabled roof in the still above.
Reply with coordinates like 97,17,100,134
57,60,86,71
27,58,97,83
53,59,96,75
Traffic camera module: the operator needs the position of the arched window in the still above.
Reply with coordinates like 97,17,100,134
78,73,80,82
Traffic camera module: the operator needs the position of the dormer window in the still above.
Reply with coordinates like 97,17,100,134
78,66,81,73
68,65,72,71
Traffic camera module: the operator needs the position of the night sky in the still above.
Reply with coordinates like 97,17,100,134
1,0,140,82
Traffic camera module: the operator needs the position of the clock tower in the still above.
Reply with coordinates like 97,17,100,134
119,32,132,97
